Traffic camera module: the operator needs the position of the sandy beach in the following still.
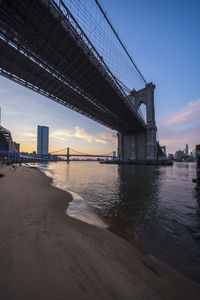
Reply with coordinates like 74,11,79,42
0,164,199,300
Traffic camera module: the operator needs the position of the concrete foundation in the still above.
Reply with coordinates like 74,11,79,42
118,83,157,161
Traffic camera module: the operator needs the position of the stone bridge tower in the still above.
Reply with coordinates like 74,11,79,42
118,83,157,161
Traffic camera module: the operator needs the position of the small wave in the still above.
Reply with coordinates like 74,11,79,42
67,191,108,229
39,165,107,229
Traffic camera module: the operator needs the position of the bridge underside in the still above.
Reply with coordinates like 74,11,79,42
0,0,145,134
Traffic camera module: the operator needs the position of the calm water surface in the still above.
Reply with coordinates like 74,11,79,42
39,161,200,282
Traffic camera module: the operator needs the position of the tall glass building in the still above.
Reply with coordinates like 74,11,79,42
37,125,49,155
185,144,189,156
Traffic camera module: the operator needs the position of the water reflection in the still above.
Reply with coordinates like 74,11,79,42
39,161,200,283
99,165,162,240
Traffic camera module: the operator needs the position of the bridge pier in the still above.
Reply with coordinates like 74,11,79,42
118,132,146,161
118,83,157,162
67,147,70,162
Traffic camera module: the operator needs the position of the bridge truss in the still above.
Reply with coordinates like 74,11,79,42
0,0,147,134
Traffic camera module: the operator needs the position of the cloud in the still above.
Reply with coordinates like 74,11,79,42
166,99,200,125
95,138,107,144
50,126,112,144
14,131,37,141
50,130,71,138
23,132,37,138
74,126,93,142
51,127,93,143
100,131,117,140
159,128,200,148
158,99,200,153
159,127,200,152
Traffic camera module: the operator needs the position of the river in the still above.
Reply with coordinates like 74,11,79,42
39,161,200,283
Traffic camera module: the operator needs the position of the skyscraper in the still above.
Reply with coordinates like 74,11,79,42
185,144,189,156
37,125,49,155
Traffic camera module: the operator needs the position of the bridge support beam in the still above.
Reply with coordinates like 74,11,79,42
118,83,157,162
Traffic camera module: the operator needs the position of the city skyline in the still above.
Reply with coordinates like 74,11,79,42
0,0,199,154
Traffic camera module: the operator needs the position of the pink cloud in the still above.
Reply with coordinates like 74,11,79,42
167,99,200,125
158,99,200,153
159,125,200,153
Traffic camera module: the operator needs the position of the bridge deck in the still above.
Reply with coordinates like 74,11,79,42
0,0,145,134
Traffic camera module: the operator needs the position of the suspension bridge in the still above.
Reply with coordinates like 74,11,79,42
0,0,163,162
50,147,116,161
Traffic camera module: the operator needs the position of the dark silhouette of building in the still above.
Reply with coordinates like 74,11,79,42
37,126,49,155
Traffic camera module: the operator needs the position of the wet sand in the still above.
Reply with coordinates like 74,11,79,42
0,164,199,300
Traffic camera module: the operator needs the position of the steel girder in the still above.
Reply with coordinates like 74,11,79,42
0,0,146,133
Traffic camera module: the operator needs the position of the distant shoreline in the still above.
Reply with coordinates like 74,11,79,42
0,163,199,299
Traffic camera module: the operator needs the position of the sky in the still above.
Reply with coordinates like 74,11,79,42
0,0,199,154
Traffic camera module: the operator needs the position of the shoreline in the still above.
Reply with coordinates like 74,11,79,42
0,163,200,299
39,162,199,283
39,165,108,229
38,165,151,254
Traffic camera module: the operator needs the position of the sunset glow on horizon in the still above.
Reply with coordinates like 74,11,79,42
0,0,199,155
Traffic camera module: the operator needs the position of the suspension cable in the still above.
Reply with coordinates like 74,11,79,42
94,0,147,84
69,148,113,156
50,148,67,154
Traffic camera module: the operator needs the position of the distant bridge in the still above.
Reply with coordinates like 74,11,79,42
50,147,116,161
0,0,162,161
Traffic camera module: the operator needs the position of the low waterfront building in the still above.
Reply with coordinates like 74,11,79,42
175,150,184,160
